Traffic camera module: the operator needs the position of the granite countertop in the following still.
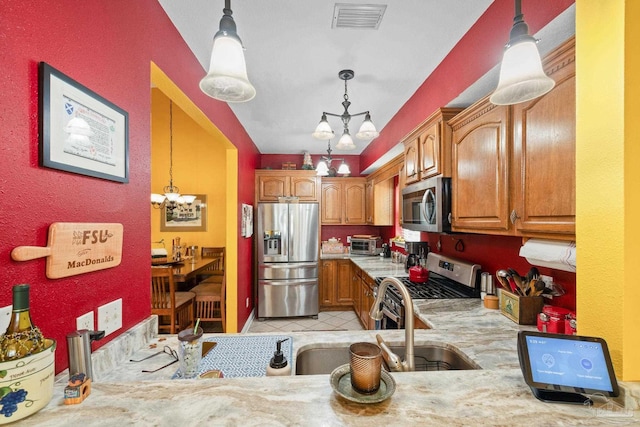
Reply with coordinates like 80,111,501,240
23,258,640,426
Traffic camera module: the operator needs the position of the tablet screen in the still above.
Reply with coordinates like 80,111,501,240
517,331,619,397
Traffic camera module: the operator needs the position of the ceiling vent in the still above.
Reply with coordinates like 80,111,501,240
332,3,387,30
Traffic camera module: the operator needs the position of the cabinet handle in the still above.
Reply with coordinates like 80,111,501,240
408,171,417,177
510,210,520,224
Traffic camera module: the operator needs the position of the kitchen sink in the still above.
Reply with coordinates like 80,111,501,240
295,343,480,375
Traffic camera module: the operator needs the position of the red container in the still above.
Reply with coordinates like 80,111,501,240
537,305,572,334
409,266,429,283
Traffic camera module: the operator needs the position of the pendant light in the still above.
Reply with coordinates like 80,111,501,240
490,0,555,105
313,70,379,150
199,0,256,103
151,100,196,211
315,140,351,177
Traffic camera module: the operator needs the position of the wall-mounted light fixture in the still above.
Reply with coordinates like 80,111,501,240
199,0,256,103
490,0,555,105
312,69,379,150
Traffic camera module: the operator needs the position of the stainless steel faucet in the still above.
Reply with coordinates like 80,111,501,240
369,277,415,371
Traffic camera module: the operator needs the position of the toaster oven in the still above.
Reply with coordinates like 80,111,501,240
350,237,382,256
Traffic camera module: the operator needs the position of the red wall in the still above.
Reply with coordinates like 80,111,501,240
1,0,258,373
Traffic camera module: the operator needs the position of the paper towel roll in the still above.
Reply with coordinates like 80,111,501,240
518,239,576,272
151,248,168,257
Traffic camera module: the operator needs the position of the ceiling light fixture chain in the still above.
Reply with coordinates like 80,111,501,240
312,69,379,150
151,100,196,212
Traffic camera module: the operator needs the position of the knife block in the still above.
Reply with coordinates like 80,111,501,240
498,289,544,325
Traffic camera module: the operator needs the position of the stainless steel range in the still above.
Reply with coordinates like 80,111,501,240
375,253,481,329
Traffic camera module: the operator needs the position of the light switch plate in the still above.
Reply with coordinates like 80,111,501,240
76,311,94,331
97,299,122,336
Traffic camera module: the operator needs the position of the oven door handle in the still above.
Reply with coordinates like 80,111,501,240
382,307,402,324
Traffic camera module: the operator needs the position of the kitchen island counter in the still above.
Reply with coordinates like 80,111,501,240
24,296,640,426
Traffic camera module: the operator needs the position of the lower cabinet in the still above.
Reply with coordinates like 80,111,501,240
319,259,353,310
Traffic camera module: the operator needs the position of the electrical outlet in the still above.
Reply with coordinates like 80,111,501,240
246,297,250,308
540,275,554,287
347,236,352,243
0,305,12,333
76,311,94,331
98,299,122,336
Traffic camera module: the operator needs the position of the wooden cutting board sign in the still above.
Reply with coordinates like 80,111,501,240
11,222,123,279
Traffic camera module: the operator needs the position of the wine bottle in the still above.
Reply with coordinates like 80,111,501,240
0,284,46,361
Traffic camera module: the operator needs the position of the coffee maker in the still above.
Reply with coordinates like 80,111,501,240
404,241,429,272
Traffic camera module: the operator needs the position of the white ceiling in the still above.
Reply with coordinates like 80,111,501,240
159,1,575,158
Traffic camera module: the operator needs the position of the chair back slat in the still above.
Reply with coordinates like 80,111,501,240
151,266,175,310
201,247,225,272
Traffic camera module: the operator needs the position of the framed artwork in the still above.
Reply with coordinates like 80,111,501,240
39,62,129,183
161,195,207,232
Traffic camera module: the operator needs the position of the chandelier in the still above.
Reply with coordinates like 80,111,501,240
312,69,379,150
151,100,195,211
199,0,256,103
316,140,351,177
490,0,555,105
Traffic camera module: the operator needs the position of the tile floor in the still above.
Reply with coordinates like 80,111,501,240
247,311,364,333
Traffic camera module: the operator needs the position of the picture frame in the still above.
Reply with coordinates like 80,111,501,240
161,194,207,232
39,62,129,183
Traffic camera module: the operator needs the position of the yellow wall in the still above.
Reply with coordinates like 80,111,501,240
150,63,239,333
150,89,226,250
576,1,640,381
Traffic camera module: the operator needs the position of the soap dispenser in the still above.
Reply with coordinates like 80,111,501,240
266,338,291,376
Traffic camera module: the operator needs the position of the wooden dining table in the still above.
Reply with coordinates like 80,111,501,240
153,256,222,288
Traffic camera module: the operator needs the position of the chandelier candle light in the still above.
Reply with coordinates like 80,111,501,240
151,100,196,212
312,69,379,150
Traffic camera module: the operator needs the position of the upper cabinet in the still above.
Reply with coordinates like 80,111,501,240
256,170,320,202
402,108,462,186
321,178,366,225
450,37,576,240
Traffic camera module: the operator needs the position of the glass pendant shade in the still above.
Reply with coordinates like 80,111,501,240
200,36,256,103
316,160,329,176
179,195,197,205
337,161,351,175
312,114,335,140
165,192,181,203
335,130,356,150
151,193,166,206
490,39,555,105
355,113,380,139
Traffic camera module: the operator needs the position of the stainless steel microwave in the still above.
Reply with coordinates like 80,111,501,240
401,176,452,232
350,237,382,256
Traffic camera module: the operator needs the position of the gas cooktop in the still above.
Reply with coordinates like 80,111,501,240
375,253,481,302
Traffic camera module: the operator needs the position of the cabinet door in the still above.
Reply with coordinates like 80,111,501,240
512,41,575,237
419,121,440,179
403,139,420,185
336,260,353,304
365,180,374,224
343,181,366,224
319,260,336,307
451,101,511,232
291,176,319,201
257,175,289,201
351,264,360,312
321,182,342,224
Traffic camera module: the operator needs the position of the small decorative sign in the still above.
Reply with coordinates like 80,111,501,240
11,223,123,279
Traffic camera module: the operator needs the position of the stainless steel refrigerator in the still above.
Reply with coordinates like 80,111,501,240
257,202,319,319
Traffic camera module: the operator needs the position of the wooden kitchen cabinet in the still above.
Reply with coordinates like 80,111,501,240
511,38,576,238
256,170,319,202
450,37,575,240
401,108,462,186
320,178,366,225
365,178,393,225
319,259,353,310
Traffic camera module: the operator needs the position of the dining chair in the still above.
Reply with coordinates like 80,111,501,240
191,273,226,333
151,266,195,334
198,246,225,283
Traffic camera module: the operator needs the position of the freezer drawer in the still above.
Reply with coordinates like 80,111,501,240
259,263,318,280
258,279,318,318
